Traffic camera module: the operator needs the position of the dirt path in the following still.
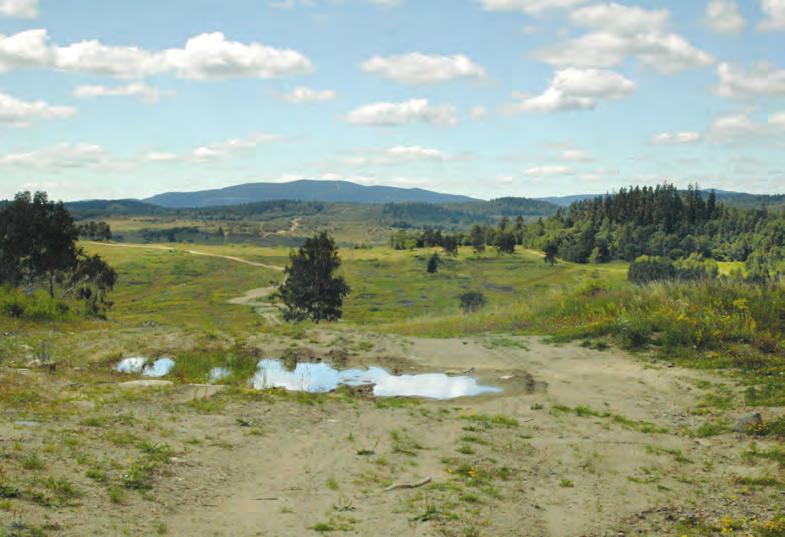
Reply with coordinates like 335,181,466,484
227,286,281,325
154,336,772,537
5,334,781,537
85,241,284,271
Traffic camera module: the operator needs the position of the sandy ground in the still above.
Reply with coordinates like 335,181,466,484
2,334,782,537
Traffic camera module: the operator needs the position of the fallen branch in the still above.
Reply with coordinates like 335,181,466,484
384,477,432,492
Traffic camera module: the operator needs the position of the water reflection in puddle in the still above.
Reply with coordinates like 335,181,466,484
115,357,175,378
251,359,501,400
209,367,231,383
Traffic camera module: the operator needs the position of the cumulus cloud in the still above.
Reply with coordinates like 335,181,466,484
705,0,745,33
73,83,171,103
533,4,714,74
361,53,485,85
0,29,53,72
715,61,785,99
651,132,702,145
0,29,313,80
481,0,588,15
0,92,76,126
708,111,769,142
759,0,785,31
571,2,670,34
163,32,313,80
507,68,636,113
279,86,336,103
345,98,458,126
0,0,37,18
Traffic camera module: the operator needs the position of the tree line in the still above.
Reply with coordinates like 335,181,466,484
0,192,118,315
519,183,784,282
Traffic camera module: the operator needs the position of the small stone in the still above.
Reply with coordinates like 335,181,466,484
118,380,173,389
733,412,763,433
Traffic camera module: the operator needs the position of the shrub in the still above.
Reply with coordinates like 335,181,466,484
459,292,487,314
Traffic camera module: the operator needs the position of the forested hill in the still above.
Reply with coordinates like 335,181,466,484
523,184,784,279
144,180,479,208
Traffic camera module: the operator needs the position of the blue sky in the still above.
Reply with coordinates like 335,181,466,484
0,0,783,201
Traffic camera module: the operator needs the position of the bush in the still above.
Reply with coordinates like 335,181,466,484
629,255,718,285
459,292,487,314
0,288,73,321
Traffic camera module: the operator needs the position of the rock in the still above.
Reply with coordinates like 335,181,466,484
733,412,763,433
26,359,43,369
118,380,173,389
174,384,226,403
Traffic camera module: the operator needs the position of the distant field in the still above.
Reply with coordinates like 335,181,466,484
83,241,627,334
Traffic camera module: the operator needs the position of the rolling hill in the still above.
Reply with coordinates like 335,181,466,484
144,179,479,208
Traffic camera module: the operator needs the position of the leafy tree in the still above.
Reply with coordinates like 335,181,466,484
469,224,486,254
276,232,350,323
0,191,117,315
495,231,516,254
543,241,559,266
67,255,118,315
427,253,440,274
442,234,459,256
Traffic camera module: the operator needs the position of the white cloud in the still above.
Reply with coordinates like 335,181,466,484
535,32,714,74
705,0,745,33
191,132,282,161
279,86,336,103
523,165,574,176
0,29,53,72
163,32,313,80
346,98,458,126
560,148,593,161
769,112,785,128
55,40,167,79
651,131,702,145
0,29,314,80
0,143,105,169
0,92,76,126
507,67,635,113
271,0,401,8
571,3,670,34
469,106,488,119
340,145,459,167
1,133,282,172
0,0,37,18
708,111,768,142
715,61,785,98
361,53,485,84
73,83,171,103
481,0,588,15
760,0,785,31
533,4,713,74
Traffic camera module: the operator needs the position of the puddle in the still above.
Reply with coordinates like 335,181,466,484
251,359,502,400
115,357,175,378
209,367,231,383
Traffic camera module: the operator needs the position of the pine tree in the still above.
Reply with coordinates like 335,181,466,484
276,232,351,323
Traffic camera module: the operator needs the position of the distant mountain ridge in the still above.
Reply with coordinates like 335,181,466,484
144,179,479,208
